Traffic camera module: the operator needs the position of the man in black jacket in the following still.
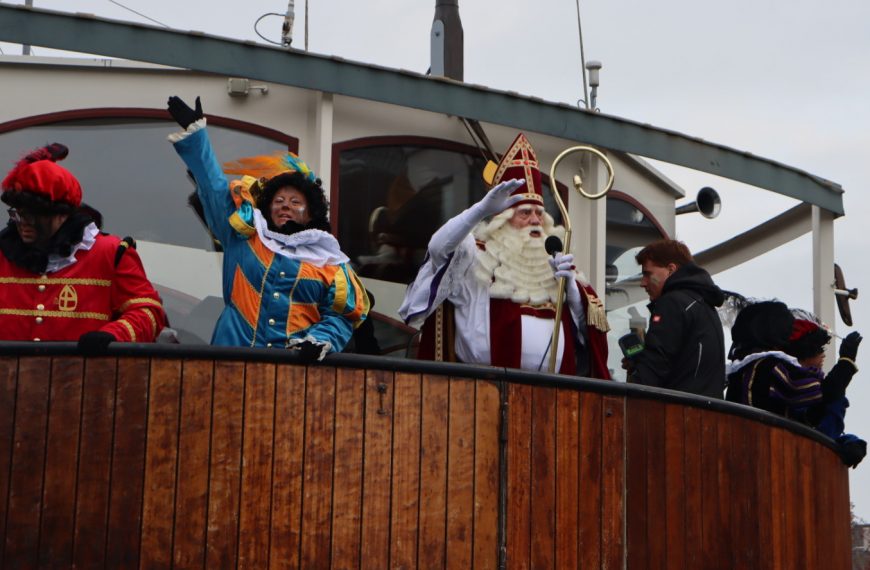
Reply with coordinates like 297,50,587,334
626,239,725,398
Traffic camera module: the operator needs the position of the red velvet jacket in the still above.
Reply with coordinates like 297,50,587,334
0,233,166,342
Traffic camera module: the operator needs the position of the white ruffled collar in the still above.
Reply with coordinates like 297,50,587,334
252,208,348,267
45,223,99,273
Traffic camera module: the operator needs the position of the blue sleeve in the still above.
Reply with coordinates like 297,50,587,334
172,126,235,245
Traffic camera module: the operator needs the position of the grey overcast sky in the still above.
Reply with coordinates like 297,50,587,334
3,0,870,517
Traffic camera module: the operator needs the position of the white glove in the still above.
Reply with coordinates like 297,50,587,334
473,178,526,218
549,253,582,311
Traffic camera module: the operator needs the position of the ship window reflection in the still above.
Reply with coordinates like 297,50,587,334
337,143,563,285
0,119,289,345
604,194,667,380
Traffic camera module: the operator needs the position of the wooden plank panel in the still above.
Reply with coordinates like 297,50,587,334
529,386,556,570
644,401,666,570
73,358,118,568
4,357,51,567
0,357,18,567
105,357,150,570
140,359,182,570
417,373,449,570
446,377,475,569
752,419,773,570
578,392,602,569
768,428,785,569
600,395,625,570
698,410,719,570
797,438,816,570
780,431,797,569
173,360,214,569
270,364,307,569
625,398,647,570
714,413,733,570
206,361,245,570
389,372,422,570
729,418,758,570
505,382,532,570
38,357,84,568
360,369,394,567
237,361,276,570
473,380,501,569
299,366,336,568
663,404,685,570
555,389,579,569
682,407,703,570
328,367,364,570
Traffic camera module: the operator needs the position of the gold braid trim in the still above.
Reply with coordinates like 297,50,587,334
143,308,159,337
0,277,111,286
118,297,164,312
0,308,110,320
117,319,137,342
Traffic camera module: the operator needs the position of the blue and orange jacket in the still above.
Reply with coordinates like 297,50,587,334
171,123,367,350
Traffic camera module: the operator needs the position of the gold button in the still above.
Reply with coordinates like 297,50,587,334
268,318,276,326
33,338,41,342
279,271,286,277
39,274,47,279
266,343,273,348
38,285,46,292
273,292,280,299
36,304,44,310
35,317,43,324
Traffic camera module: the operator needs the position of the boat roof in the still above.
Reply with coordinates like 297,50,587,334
0,3,845,215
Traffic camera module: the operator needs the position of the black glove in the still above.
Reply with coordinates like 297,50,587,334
290,341,325,363
167,95,203,129
77,331,116,355
839,331,862,361
839,438,866,469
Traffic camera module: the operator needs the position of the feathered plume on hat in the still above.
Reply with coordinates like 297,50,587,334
1,143,82,208
223,151,318,200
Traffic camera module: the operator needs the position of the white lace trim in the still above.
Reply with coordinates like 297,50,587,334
725,350,801,375
45,223,99,274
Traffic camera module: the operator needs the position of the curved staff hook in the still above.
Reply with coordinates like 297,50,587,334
547,146,615,373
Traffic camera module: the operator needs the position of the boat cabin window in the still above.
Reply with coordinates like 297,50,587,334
604,193,668,379
335,140,563,285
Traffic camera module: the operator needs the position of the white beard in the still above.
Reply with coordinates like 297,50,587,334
472,209,568,306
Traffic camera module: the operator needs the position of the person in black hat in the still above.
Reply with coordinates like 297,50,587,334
726,301,865,467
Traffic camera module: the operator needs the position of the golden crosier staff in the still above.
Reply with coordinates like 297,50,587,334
547,146,614,373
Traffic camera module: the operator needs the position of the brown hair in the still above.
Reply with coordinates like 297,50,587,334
635,239,694,268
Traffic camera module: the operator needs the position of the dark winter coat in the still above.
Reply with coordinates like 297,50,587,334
630,263,726,398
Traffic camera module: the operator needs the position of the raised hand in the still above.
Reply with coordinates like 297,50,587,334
167,95,203,129
474,178,526,218
840,331,862,361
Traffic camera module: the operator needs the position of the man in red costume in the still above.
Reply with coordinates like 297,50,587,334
0,143,167,351
399,134,610,378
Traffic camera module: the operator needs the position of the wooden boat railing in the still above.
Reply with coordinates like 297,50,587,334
0,343,851,569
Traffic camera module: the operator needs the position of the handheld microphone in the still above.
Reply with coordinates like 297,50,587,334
545,235,563,257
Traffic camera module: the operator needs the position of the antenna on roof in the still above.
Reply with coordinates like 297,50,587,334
22,0,33,55
281,0,295,47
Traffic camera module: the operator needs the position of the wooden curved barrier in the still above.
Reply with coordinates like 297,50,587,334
0,346,851,569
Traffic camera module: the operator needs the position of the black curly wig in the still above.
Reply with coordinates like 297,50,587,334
1,189,76,217
786,324,831,360
255,171,331,233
